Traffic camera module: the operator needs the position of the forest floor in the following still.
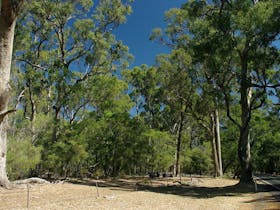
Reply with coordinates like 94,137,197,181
0,176,279,210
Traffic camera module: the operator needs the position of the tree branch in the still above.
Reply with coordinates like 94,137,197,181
251,83,280,89
15,89,25,109
69,100,90,124
16,59,47,71
222,88,241,128
0,109,16,124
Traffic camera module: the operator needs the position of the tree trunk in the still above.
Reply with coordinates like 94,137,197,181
238,124,252,183
0,15,16,187
174,118,183,177
210,113,219,177
238,56,253,183
27,84,37,143
0,119,9,187
214,109,223,176
52,106,61,141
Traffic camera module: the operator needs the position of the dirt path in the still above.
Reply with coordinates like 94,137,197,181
0,177,277,210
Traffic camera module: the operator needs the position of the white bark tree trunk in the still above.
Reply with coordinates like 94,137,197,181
210,112,219,177
0,18,16,188
0,119,9,187
215,109,223,176
0,0,24,187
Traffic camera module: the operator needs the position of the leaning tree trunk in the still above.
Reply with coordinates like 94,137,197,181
0,15,16,187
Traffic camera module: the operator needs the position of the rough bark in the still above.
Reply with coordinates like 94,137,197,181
238,124,252,183
238,56,253,183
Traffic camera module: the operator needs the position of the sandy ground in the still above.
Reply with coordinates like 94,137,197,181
0,177,279,210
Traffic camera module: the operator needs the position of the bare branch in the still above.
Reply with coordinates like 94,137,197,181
15,89,25,109
16,59,47,71
69,100,90,124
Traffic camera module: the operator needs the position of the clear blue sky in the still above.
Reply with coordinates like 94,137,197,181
114,0,186,67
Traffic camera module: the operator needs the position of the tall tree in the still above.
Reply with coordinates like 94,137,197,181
180,0,280,183
155,50,194,176
151,8,224,177
124,51,195,177
0,0,24,188
152,0,280,182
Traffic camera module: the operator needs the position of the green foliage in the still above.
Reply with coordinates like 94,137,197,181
76,112,151,177
7,111,42,180
181,143,213,175
6,0,279,181
9,0,136,179
7,138,41,180
221,117,239,175
251,110,280,174
41,125,88,177
143,129,174,171
154,0,280,182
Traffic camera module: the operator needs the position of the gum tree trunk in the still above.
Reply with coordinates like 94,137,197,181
0,18,16,188
0,0,24,187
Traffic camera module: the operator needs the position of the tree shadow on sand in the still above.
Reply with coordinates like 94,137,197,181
244,184,280,205
68,177,259,199
136,183,256,199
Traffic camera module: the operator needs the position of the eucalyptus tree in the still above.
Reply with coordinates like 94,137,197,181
123,65,173,172
0,0,25,188
124,50,195,176
169,0,280,183
123,65,164,126
15,0,133,140
155,50,195,176
189,88,224,177
151,7,224,177
2,0,133,181
39,75,137,177
151,0,280,182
